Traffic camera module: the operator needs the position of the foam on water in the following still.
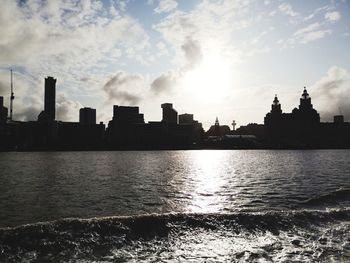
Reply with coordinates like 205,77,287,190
1,209,350,262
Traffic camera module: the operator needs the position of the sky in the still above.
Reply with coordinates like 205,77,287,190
0,0,349,129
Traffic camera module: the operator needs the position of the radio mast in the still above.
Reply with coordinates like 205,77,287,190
9,69,14,121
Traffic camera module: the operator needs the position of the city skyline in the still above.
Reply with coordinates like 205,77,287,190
0,0,350,129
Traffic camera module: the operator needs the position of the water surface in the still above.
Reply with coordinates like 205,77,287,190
0,150,349,261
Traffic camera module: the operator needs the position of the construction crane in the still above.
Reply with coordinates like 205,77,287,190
9,69,14,121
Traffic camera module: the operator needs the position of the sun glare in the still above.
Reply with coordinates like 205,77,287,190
183,52,233,102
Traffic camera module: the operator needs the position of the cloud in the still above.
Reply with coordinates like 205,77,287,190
103,72,144,105
150,37,202,94
325,11,341,23
311,66,350,121
14,106,40,122
300,30,332,43
0,70,44,121
0,0,149,95
154,0,178,14
181,37,203,69
280,22,332,47
151,70,179,94
56,93,83,121
0,79,8,97
278,3,298,17
294,23,320,36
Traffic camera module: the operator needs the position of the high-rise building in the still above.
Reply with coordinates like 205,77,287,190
0,96,8,121
79,107,96,125
44,76,56,121
112,106,144,123
161,103,178,124
179,113,194,124
0,96,8,133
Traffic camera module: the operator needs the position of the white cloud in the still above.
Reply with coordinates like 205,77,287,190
0,0,151,121
281,22,332,47
311,66,350,121
278,3,298,17
56,93,83,121
325,11,341,23
294,23,320,36
300,30,332,43
154,0,178,14
0,0,149,89
150,37,203,94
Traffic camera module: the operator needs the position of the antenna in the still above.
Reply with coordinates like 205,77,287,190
9,69,14,121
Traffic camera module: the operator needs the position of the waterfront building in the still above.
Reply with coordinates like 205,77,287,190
206,117,231,137
79,107,96,125
44,76,56,121
161,103,178,124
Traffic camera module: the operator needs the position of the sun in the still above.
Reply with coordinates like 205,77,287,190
183,51,233,102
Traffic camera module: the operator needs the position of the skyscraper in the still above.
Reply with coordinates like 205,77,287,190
44,76,56,121
79,107,96,125
161,103,178,124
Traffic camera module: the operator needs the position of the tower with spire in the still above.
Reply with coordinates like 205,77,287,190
299,87,313,111
271,94,282,115
265,86,321,144
295,86,320,122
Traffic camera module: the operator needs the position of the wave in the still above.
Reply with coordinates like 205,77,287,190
300,188,350,206
2,208,350,233
1,209,350,262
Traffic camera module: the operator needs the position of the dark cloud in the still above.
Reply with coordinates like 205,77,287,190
80,77,90,82
311,66,350,121
150,70,178,95
103,72,143,105
181,37,202,69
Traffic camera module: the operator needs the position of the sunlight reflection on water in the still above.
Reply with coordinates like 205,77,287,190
0,150,350,226
185,150,231,213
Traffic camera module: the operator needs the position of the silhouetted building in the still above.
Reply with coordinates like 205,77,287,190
79,107,96,125
56,121,105,150
112,106,144,124
0,96,8,136
0,96,8,123
38,76,57,122
161,103,178,124
106,105,145,148
236,123,264,138
206,117,231,137
334,115,344,124
264,87,339,147
179,113,204,143
179,114,194,124
44,76,56,121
